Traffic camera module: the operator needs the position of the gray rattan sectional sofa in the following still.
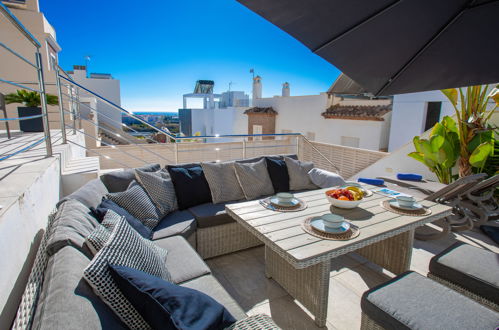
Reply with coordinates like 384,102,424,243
13,156,306,329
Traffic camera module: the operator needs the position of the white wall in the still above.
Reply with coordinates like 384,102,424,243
254,93,390,151
388,90,455,152
72,70,122,130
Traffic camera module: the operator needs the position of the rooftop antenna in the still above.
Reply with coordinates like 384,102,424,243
84,55,91,78
249,68,254,80
228,81,234,92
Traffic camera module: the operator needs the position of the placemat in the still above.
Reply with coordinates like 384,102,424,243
302,217,360,240
259,197,308,212
380,200,432,216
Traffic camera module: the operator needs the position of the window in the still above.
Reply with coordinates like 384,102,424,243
253,125,263,141
341,136,360,148
424,102,442,131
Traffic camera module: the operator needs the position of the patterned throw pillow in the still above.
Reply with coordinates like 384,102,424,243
106,181,162,229
135,169,177,216
201,161,245,204
84,210,122,255
83,217,170,329
284,157,318,190
234,158,275,200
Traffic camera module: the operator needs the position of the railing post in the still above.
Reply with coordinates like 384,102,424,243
174,142,179,164
35,51,52,156
54,65,67,144
242,138,246,159
75,87,81,131
71,86,76,134
0,93,11,139
296,135,300,157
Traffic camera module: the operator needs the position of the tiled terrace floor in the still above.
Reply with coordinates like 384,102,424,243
206,223,499,329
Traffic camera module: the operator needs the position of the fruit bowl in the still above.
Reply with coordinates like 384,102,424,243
325,187,363,209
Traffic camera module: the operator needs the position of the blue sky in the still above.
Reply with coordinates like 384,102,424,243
40,0,340,112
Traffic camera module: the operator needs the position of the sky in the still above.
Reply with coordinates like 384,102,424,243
40,0,340,112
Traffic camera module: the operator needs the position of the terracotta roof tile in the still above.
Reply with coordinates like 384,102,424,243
321,104,391,121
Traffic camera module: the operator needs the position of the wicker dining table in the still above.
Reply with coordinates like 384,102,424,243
225,185,453,327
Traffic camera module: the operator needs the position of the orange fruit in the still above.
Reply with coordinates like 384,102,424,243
338,196,349,201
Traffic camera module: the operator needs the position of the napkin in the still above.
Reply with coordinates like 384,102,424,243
397,173,423,181
357,178,384,186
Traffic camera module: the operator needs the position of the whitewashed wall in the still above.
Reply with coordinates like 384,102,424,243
388,90,456,152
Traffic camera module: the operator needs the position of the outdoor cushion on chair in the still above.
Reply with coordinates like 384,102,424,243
58,178,109,209
429,242,499,305
100,163,160,193
32,246,126,330
188,202,236,228
167,165,213,210
152,210,197,240
361,271,499,330
265,157,290,192
154,235,210,284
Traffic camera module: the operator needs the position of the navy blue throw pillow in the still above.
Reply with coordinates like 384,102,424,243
265,157,290,192
91,199,152,239
167,165,212,210
109,265,236,330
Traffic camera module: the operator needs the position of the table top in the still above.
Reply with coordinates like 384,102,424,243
225,185,453,268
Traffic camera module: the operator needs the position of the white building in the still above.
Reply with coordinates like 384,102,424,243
69,65,122,131
251,75,393,151
179,80,249,139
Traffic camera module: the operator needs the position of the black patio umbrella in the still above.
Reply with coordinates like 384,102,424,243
236,0,499,96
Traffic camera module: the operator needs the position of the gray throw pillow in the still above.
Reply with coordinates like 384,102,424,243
83,217,170,329
308,168,346,188
234,158,274,200
135,169,178,216
284,157,318,190
201,161,245,203
100,164,161,193
84,210,122,255
106,181,162,229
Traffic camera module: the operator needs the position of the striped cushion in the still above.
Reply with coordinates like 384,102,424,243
135,169,178,217
83,217,170,329
84,210,122,255
234,159,274,200
201,161,245,203
284,157,317,190
106,181,162,229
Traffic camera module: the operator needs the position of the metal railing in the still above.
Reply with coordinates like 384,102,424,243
0,4,347,174
0,2,52,158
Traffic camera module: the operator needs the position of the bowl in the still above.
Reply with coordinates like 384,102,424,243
396,195,416,208
276,192,294,204
325,190,362,209
344,181,362,188
321,214,344,229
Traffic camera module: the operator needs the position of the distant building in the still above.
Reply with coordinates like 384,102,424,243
68,65,122,131
178,80,249,138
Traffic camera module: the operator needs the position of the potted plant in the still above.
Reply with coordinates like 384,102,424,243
5,89,58,132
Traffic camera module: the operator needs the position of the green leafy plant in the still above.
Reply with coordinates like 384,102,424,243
441,85,498,177
5,89,58,107
408,116,460,184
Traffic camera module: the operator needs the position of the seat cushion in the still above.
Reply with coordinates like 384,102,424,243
361,271,499,330
429,242,499,305
154,235,210,284
100,163,160,193
181,275,247,321
167,164,213,210
46,199,99,257
188,202,236,228
58,178,109,209
152,210,197,240
32,246,126,330
265,157,290,193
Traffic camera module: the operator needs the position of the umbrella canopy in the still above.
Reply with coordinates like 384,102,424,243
237,0,499,96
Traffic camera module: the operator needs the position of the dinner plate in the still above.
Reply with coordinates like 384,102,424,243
389,199,424,211
310,217,351,234
270,197,300,207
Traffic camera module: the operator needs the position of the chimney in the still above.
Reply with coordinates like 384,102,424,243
252,75,262,100
282,82,290,97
